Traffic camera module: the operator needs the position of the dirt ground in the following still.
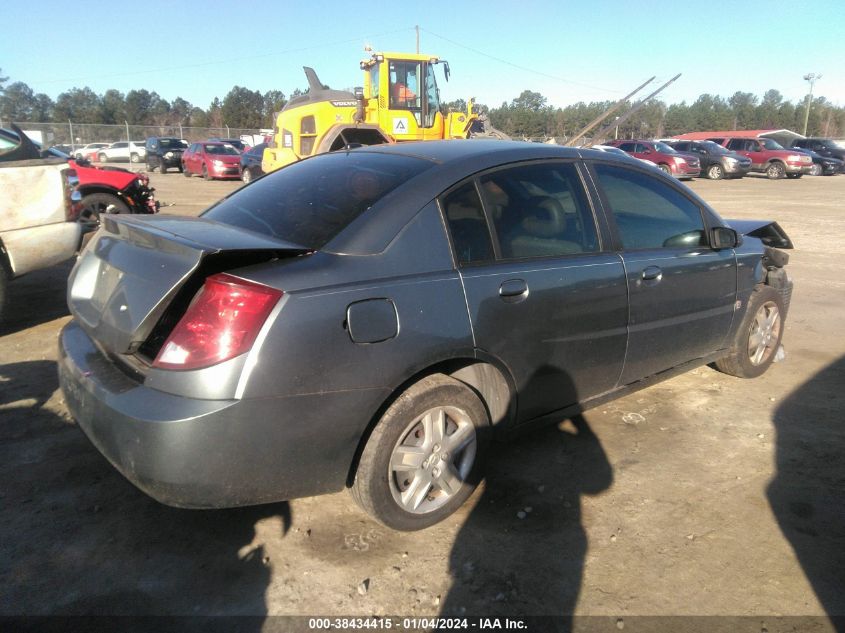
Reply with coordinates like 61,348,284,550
1,164,843,630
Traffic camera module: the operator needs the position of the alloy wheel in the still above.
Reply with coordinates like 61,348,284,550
388,406,477,514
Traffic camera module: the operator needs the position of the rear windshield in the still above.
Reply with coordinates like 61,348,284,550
202,151,433,249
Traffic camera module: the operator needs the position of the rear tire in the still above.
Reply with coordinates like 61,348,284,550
766,162,785,179
183,163,191,177
130,153,140,163
98,153,108,163
78,193,130,228
714,285,785,379
351,374,490,531
160,162,168,174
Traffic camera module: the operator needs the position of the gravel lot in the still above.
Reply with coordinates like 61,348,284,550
1,164,843,629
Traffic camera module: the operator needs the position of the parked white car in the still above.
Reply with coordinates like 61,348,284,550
73,143,110,160
97,141,147,163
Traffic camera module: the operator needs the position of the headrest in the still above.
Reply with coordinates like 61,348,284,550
521,197,566,238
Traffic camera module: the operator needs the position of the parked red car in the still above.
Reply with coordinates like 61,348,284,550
71,159,159,226
605,139,701,179
182,142,242,180
709,137,813,179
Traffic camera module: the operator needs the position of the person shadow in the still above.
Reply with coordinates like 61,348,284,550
440,366,613,632
767,355,845,632
0,360,290,631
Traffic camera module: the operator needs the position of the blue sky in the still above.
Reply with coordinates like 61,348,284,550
3,0,844,110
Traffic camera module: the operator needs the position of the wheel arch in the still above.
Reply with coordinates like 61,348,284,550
77,184,123,198
316,124,392,154
344,356,516,487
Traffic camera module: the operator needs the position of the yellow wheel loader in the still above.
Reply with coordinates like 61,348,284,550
262,51,506,174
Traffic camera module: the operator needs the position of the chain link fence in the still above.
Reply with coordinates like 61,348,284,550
2,121,267,147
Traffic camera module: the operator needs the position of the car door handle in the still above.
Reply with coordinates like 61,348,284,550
641,266,663,283
499,279,529,303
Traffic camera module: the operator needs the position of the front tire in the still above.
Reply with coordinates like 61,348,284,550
351,374,490,531
658,163,672,175
202,164,211,181
766,162,786,179
183,163,191,177
786,173,802,179
241,168,252,184
78,193,130,228
707,163,725,180
98,153,108,163
714,285,785,379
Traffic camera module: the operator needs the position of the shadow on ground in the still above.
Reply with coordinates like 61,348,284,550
440,414,612,631
768,355,845,630
0,261,73,336
0,360,289,622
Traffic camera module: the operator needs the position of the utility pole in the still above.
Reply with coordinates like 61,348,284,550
415,25,419,54
802,72,821,136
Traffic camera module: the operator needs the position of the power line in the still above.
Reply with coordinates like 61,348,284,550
419,27,624,94
28,28,416,86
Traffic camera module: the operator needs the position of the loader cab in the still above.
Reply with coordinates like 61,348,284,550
363,52,447,141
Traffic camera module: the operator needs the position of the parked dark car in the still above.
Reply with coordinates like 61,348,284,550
791,137,845,161
181,141,241,180
58,141,793,531
145,137,187,173
788,146,843,176
208,137,246,152
605,139,701,179
239,142,266,183
664,140,752,180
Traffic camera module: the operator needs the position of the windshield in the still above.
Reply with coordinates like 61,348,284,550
761,138,784,150
203,151,433,250
654,142,678,154
700,141,729,154
826,140,845,149
204,144,240,155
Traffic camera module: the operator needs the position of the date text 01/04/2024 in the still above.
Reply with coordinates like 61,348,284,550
307,617,528,630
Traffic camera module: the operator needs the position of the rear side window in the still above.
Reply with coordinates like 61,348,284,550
441,182,493,265
479,162,599,259
203,151,433,249
593,163,706,250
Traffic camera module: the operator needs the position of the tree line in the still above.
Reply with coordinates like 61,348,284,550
2,66,843,139
467,89,845,140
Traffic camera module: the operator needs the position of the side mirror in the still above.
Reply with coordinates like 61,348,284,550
711,227,741,249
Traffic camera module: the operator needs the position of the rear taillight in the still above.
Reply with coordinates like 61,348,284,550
152,273,282,371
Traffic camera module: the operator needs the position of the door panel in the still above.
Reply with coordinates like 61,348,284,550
441,161,628,423
462,256,628,422
620,248,736,383
591,162,737,384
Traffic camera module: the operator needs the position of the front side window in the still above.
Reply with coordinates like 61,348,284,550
479,162,599,259
441,182,493,265
423,64,440,128
618,142,636,152
593,163,706,250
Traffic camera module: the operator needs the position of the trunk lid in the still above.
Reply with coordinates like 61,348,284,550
68,214,309,357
